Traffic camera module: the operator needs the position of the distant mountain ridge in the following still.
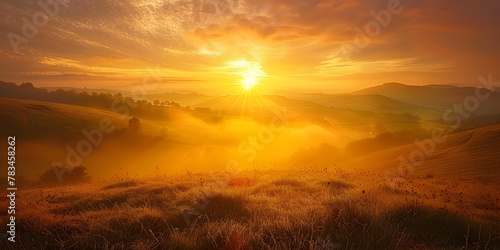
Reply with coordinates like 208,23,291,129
354,82,500,114
275,91,443,120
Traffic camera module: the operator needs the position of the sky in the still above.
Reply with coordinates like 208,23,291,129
0,0,499,94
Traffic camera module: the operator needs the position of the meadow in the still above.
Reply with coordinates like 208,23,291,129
1,82,499,249
2,169,498,249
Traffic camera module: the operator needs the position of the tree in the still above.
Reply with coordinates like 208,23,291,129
114,93,124,100
20,82,34,89
128,117,141,132
195,107,212,113
39,166,92,185
170,101,181,107
373,123,387,135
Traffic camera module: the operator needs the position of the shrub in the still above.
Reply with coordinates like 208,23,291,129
39,165,92,185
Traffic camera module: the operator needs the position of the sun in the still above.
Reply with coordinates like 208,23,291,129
225,60,266,91
242,75,259,90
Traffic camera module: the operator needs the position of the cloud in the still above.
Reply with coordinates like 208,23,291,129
0,0,499,91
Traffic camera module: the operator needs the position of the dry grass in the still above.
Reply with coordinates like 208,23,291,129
1,170,499,249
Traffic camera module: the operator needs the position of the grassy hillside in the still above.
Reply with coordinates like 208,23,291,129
0,97,168,136
342,124,500,179
0,98,214,179
0,97,227,142
1,170,498,249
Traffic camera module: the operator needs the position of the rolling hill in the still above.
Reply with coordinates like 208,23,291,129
0,97,170,136
276,91,443,120
342,123,500,179
355,83,500,115
0,97,218,179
